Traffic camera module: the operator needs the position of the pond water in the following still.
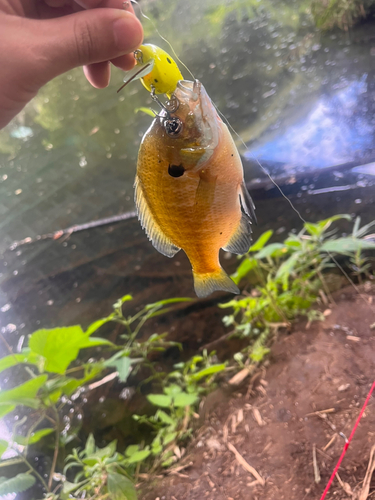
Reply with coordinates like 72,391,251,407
0,0,374,496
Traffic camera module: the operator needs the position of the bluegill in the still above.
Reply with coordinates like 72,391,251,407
135,79,256,297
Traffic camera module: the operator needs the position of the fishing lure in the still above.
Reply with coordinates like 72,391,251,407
122,44,256,298
118,44,182,97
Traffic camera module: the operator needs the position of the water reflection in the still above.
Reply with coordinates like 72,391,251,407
246,74,374,170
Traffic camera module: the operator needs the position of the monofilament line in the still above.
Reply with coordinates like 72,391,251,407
130,0,196,81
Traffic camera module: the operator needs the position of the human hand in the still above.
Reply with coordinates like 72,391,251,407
0,0,143,129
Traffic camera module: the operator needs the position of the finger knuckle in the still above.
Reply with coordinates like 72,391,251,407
73,18,96,65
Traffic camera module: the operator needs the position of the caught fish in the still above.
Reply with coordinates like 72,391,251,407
122,45,256,298
136,91,256,298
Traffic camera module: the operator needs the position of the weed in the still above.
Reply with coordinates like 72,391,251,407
223,214,375,364
0,215,374,499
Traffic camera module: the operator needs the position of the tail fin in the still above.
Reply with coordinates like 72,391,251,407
193,268,240,298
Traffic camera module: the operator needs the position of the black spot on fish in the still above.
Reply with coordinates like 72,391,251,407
220,232,223,235
167,58,172,64
168,164,185,178
231,154,234,157
154,79,158,83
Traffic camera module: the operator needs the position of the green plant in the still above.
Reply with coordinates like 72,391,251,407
1,215,373,499
133,351,226,469
0,296,190,499
311,0,375,30
63,434,140,500
348,217,375,283
223,215,375,364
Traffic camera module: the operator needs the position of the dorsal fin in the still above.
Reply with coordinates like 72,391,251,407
134,176,180,258
222,212,253,255
222,182,256,255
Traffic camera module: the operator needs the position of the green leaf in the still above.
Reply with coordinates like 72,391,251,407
125,445,139,457
147,394,172,408
84,440,117,462
163,384,182,396
173,392,198,407
0,404,15,418
135,107,156,118
107,472,137,500
14,428,54,446
62,479,89,494
189,364,226,381
81,337,114,348
249,230,273,252
255,243,286,259
321,238,375,254
231,257,258,284
126,449,151,464
352,219,375,238
250,344,270,362
85,433,96,455
0,375,47,408
106,355,132,383
0,473,36,495
29,326,111,374
156,410,175,425
144,297,193,311
113,295,133,309
275,251,302,280
0,352,39,375
0,439,8,457
85,317,112,336
163,431,177,445
304,214,351,237
29,326,83,374
62,366,104,396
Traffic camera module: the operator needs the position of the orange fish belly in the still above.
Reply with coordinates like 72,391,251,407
136,121,252,297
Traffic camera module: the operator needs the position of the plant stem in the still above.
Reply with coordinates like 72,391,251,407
48,407,60,490
16,451,49,491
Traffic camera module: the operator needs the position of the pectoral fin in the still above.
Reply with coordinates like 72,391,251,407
194,174,217,216
134,176,180,258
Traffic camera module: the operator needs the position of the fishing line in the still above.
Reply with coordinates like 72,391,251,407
128,0,374,311
130,0,196,81
213,103,306,223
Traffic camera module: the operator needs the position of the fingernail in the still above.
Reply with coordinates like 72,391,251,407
113,13,143,52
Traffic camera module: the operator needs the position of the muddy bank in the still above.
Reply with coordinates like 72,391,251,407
141,284,375,500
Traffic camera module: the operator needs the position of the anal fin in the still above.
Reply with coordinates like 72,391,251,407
134,176,180,258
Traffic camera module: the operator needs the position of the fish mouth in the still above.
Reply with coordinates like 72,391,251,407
175,80,201,102
174,80,220,157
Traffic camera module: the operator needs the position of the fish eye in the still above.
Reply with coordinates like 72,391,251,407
164,117,183,137
168,164,185,177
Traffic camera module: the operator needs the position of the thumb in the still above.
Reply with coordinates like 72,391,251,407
24,9,143,88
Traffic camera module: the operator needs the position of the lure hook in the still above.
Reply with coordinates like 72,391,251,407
117,63,152,93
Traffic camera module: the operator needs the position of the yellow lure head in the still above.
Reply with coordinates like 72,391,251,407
121,44,183,98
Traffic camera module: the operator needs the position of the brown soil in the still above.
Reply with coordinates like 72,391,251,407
141,285,375,500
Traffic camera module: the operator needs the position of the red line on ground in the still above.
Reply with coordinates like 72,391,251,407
319,379,375,500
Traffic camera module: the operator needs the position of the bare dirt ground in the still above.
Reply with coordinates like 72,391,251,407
141,284,375,500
